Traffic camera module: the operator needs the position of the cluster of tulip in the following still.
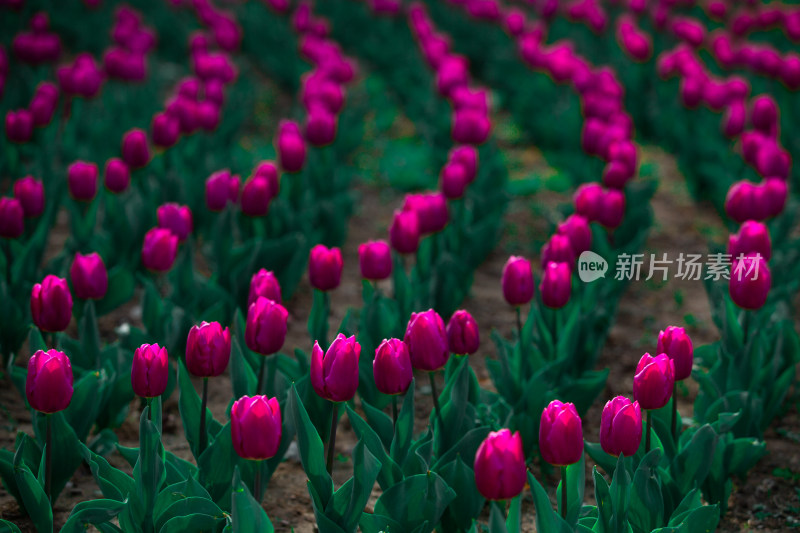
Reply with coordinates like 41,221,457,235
719,1,800,41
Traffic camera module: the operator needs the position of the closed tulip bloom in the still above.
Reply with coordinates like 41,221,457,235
540,261,572,309
311,334,360,402
633,353,675,410
308,244,343,291
440,161,469,199
541,234,575,269
474,429,526,500
574,182,603,221
725,181,759,223
186,321,231,377
157,203,193,242
728,220,771,262
30,83,58,126
206,170,238,211
69,252,108,300
446,309,480,355
254,161,280,197
121,128,150,169
359,240,392,280
13,176,44,218
131,343,169,398
151,112,180,148
502,255,534,307
763,178,787,217
0,197,24,239
750,95,778,134
722,101,746,138
557,214,591,255
539,400,583,466
241,175,274,217
104,158,130,193
31,275,72,332
141,227,178,272
452,108,491,145
404,309,449,371
600,396,642,457
231,395,282,460
373,338,413,395
26,349,73,413
277,120,306,172
602,160,633,190
245,296,288,356
305,104,337,146
450,145,478,183
389,209,421,254
5,109,33,143
598,189,625,229
68,161,98,201
657,326,693,381
729,254,771,310
248,269,282,307
197,100,220,132
402,192,448,234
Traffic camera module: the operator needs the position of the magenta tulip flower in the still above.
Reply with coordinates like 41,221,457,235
104,158,130,193
13,176,44,218
440,161,468,200
729,253,771,310
633,353,675,410
30,83,58,126
69,252,108,300
206,170,239,211
231,395,282,460
446,309,479,355
241,175,274,217
502,256,534,307
728,220,771,262
600,396,642,457
539,400,583,466
373,338,413,395
141,227,179,272
5,109,34,143
31,275,73,332
556,214,591,255
404,309,449,371
157,203,193,242
245,296,288,356
186,321,231,378
305,104,337,146
541,234,575,269
358,240,392,281
0,197,24,239
657,326,693,381
248,269,282,307
151,112,180,148
310,333,360,402
68,161,98,202
277,120,306,172
309,244,343,291
450,145,478,183
26,349,73,413
131,343,169,398
121,128,150,169
389,209,421,255
473,429,526,500
402,192,449,234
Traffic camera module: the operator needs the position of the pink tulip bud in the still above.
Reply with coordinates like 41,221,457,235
389,209,421,255
245,296,288,356
541,234,575,269
600,396,642,457
505,10,527,36
781,55,800,89
157,203,193,242
446,309,480,355
186,321,231,377
540,261,572,309
305,104,337,146
302,74,344,114
6,109,34,143
31,275,73,332
141,227,178,272
231,395,282,460
679,76,705,108
728,220,771,262
373,338,413,395
151,112,180,148
722,101,746,138
729,253,771,310
13,176,43,219
311,334,360,402
308,244,343,291
104,158,130,193
241,175,275,217
277,120,306,173
26,349,73,413
450,145,478,183
358,240,392,280
440,161,469,199
750,95,778,134
725,181,759,223
557,214,592,255
633,353,675,410
452,108,491,145
248,269,282,307
206,170,239,211
131,343,169,398
69,252,108,300
121,128,149,169
574,182,603,222
598,188,625,229
657,326,693,381
402,192,449,234
197,100,220,132
30,82,58,126
474,429,526,500
404,309,449,371
502,255,534,307
68,161,98,202
763,178,787,218
204,79,225,107
539,400,583,466
0,197,24,239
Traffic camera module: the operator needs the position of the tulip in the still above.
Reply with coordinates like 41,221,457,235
750,95,778,135
763,178,787,218
725,181,759,223
359,240,392,281
131,343,169,398
729,253,771,310
121,128,150,169
540,261,572,309
728,220,771,262
197,100,220,131
373,338,413,395
186,321,231,378
598,188,625,229
311,334,360,402
5,109,33,143
254,161,280,197
404,309,449,372
633,353,675,411
13,176,44,218
657,325,692,436
69,252,108,300
245,296,288,357
440,161,469,199
451,108,490,145
277,120,306,172
450,145,478,183
0,197,24,239
539,400,583,466
446,309,479,355
104,158,130,193
248,269,282,308
31,275,73,332
141,227,178,272
151,112,180,148
600,396,642,457
502,256,534,307
305,104,337,146
241,175,275,217
308,245,343,291
67,161,98,202
389,209,421,254
26,349,73,413
557,214,591,255
402,192,449,234
30,83,58,126
205,170,239,211
473,429,526,500
574,183,603,221
157,203,193,242
231,395,282,461
722,101,746,138
541,234,575,269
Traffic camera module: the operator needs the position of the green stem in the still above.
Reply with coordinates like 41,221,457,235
671,382,677,439
3,239,11,286
326,403,338,477
392,395,398,431
645,410,652,453
516,306,527,379
429,372,444,432
45,414,52,506
146,397,152,421
254,462,262,501
256,357,266,396
199,377,209,457
561,465,568,520
741,310,749,346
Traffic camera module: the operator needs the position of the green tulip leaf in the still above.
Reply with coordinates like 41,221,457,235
231,466,274,533
60,498,127,533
